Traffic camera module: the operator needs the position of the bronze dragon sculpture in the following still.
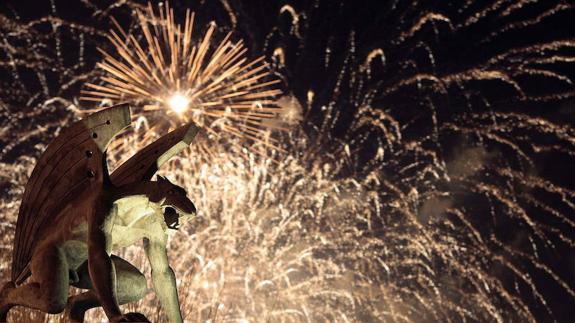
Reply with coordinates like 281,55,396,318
0,104,199,322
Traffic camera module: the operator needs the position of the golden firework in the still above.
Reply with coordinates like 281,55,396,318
81,2,285,148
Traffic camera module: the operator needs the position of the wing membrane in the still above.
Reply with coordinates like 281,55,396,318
12,104,131,283
111,122,199,187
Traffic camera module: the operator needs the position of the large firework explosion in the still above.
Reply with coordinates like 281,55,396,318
1,0,575,322
81,2,285,150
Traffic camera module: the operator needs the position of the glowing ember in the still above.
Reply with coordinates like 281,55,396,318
168,94,190,114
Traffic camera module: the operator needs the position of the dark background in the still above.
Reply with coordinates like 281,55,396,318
1,0,574,321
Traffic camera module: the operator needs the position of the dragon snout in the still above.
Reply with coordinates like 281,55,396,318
182,199,196,215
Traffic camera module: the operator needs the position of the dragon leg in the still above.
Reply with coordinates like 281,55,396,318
66,255,147,322
0,245,69,322
0,282,15,322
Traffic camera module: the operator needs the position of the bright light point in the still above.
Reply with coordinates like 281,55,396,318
168,94,190,114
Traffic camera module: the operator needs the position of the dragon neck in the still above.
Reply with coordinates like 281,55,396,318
113,180,161,202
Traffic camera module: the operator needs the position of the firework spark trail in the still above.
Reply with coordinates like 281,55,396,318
0,0,574,322
81,2,285,150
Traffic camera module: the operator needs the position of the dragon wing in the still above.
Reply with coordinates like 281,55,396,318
110,122,199,187
12,104,131,284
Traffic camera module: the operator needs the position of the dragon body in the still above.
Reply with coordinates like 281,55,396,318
0,105,199,322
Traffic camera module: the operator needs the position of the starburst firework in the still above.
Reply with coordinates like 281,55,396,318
0,0,575,322
81,2,285,148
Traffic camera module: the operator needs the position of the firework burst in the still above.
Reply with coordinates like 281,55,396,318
1,0,575,322
81,2,285,149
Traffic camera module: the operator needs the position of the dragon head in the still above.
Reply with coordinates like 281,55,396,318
154,175,196,230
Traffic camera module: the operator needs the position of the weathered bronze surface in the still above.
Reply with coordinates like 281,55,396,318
0,104,199,323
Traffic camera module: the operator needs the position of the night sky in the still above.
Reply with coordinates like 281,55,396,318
1,0,575,321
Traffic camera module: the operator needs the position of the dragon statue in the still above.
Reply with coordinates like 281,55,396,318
0,104,199,322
